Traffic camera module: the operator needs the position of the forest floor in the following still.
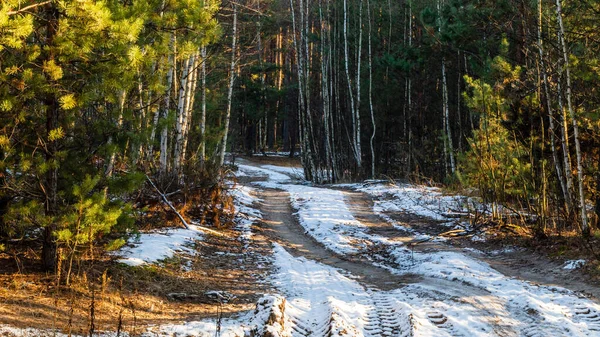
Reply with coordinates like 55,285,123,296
2,155,600,336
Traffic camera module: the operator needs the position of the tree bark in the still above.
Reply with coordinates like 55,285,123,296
160,34,176,177
538,0,570,211
219,4,238,167
41,2,60,272
367,0,375,178
556,0,588,233
199,47,207,169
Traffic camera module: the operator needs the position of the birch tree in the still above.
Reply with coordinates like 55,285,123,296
219,4,238,167
367,0,375,178
537,0,570,210
199,46,208,169
555,0,588,233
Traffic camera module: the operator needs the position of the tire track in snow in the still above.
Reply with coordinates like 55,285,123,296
241,162,600,336
270,244,513,337
340,186,600,336
366,289,414,337
573,305,600,331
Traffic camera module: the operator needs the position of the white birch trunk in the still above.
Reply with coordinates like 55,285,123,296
106,90,126,177
367,0,375,178
199,47,207,168
219,4,237,167
160,35,175,176
355,0,363,170
343,0,361,168
182,52,199,160
174,56,190,174
290,0,313,180
556,0,587,231
438,0,455,174
538,0,570,209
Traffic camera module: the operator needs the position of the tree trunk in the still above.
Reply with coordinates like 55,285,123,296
556,0,588,233
105,90,126,177
219,4,238,167
174,56,189,175
438,0,455,175
343,0,361,170
538,0,570,211
42,2,60,272
199,46,207,169
367,0,375,178
160,34,175,177
182,52,199,162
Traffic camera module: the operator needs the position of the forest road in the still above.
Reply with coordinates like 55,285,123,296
339,186,600,302
253,183,517,337
237,158,600,336
255,187,420,291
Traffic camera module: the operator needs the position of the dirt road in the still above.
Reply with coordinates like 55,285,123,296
235,158,600,337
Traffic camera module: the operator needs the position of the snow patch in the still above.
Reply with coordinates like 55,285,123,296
237,163,291,182
563,259,586,270
116,225,203,266
230,184,262,245
347,183,469,221
274,184,368,254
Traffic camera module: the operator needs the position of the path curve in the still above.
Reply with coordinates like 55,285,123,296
256,187,419,291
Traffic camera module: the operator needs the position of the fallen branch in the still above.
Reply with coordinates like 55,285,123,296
145,175,228,237
145,175,189,229
189,221,229,237
438,229,469,237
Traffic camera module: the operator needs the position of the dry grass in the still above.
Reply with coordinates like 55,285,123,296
0,219,271,335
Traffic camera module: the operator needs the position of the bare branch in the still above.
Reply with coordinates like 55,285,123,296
6,1,52,16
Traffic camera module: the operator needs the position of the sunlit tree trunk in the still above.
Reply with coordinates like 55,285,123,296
106,90,126,177
183,52,199,161
538,0,570,211
367,0,375,178
219,4,238,167
290,0,316,180
160,34,175,177
199,46,207,169
438,0,455,175
343,0,362,170
556,0,587,233
174,55,190,174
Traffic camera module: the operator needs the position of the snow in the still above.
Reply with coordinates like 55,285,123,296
230,184,262,245
145,316,252,337
240,163,600,336
277,184,368,254
116,179,262,267
261,164,304,179
347,183,469,221
269,243,525,337
238,162,369,253
115,225,203,266
114,162,600,336
237,163,292,182
271,244,374,336
563,259,587,270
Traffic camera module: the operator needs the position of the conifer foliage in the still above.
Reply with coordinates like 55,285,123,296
3,0,600,273
0,0,221,271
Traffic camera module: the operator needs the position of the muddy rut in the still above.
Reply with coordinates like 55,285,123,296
256,188,419,291
340,188,600,301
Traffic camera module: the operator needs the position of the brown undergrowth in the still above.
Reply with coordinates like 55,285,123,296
0,179,271,336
